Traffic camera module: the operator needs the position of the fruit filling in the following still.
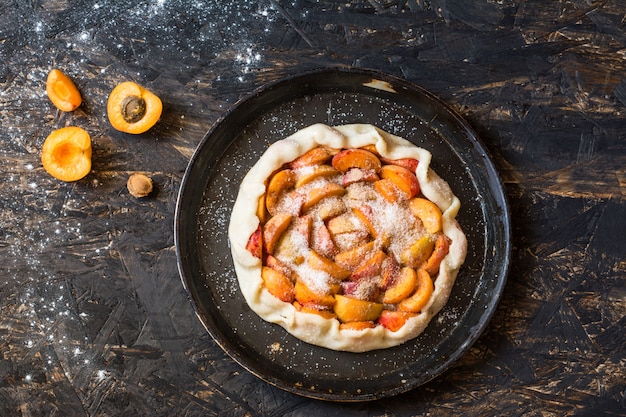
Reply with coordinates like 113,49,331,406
246,145,451,332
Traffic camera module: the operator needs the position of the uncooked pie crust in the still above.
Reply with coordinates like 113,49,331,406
229,124,467,352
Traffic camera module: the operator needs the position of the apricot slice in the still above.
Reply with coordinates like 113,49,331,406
46,69,82,112
246,225,263,258
351,206,377,237
398,269,434,313
409,197,443,234
334,241,376,270
334,294,383,323
341,168,379,186
302,183,345,211
373,178,400,203
295,165,338,188
296,303,337,319
339,321,376,331
351,250,386,281
380,255,400,289
311,222,338,259
107,81,162,134
41,126,92,182
380,164,420,199
380,157,418,172
399,235,435,269
332,149,382,173
294,279,336,307
265,169,296,216
265,254,295,280
262,213,293,254
256,194,267,223
308,250,351,280
377,310,417,332
289,146,333,168
423,234,450,276
382,267,417,304
262,266,295,303
326,212,367,237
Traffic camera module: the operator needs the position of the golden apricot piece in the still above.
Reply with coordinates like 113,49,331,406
295,164,338,188
339,321,376,331
294,279,336,307
262,266,295,303
409,197,443,234
311,222,338,259
399,235,435,269
315,197,347,221
46,69,82,112
424,234,450,276
289,146,333,168
380,164,420,199
351,206,377,237
377,310,417,332
331,148,382,173
380,157,419,172
266,169,296,216
334,294,384,323
262,213,293,254
382,267,417,304
360,144,380,155
332,230,371,253
308,250,351,280
246,226,263,258
265,254,295,281
380,255,400,289
398,269,434,313
373,178,400,203
334,241,376,270
351,250,386,281
302,183,346,211
341,167,379,186
256,194,267,223
326,212,367,236
41,126,92,182
297,303,337,319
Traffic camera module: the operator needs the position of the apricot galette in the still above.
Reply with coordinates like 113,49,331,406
229,124,467,352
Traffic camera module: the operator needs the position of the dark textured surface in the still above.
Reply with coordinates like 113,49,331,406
0,1,624,415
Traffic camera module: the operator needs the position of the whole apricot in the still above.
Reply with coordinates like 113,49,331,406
107,81,162,134
41,126,92,182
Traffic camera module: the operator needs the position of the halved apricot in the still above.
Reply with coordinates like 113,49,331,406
41,126,91,182
46,69,82,112
107,81,162,134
